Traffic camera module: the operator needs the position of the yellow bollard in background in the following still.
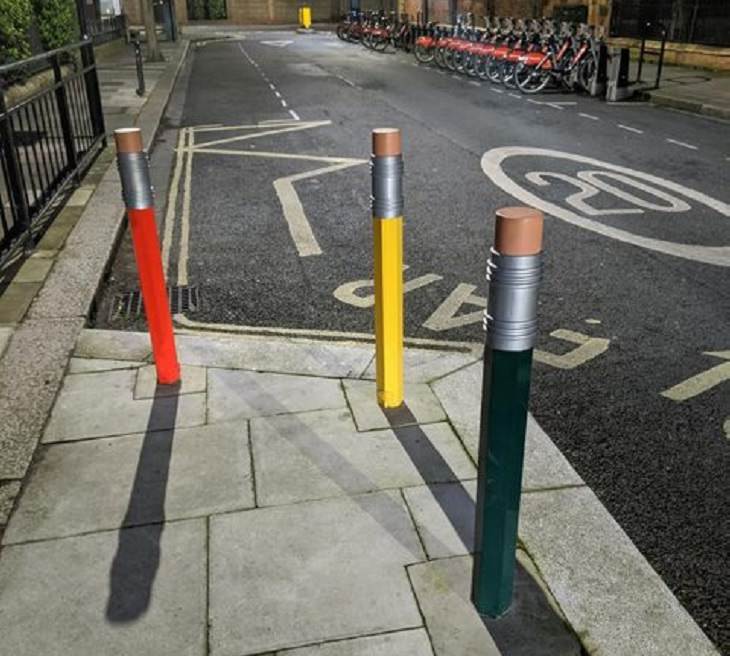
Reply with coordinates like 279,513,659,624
300,5,312,29
372,128,404,408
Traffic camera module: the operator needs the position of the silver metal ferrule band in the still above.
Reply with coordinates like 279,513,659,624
370,154,403,218
117,152,153,209
484,249,543,352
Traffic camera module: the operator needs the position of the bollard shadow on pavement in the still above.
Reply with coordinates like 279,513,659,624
385,404,583,656
106,383,180,623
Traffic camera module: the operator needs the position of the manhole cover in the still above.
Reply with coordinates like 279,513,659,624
109,285,200,321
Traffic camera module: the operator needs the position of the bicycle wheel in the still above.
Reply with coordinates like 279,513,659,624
515,63,552,94
372,35,389,52
486,58,502,83
578,56,597,93
434,47,446,68
444,48,456,70
476,54,491,80
502,61,517,88
414,44,434,64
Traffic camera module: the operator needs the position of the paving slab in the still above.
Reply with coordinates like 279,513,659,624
134,363,207,398
277,629,434,655
75,328,152,361
68,356,145,373
519,486,720,656
0,519,206,656
251,409,475,506
430,361,583,489
43,369,206,442
0,481,21,526
343,379,446,431
207,368,345,422
209,492,424,656
4,422,252,544
409,555,581,656
361,347,478,383
0,282,41,323
0,317,85,478
13,257,53,283
403,481,477,558
0,326,12,355
176,331,373,377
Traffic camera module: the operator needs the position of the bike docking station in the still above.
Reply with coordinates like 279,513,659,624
371,128,404,409
114,127,181,385
471,207,544,617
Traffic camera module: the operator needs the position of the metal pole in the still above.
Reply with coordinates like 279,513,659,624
636,22,648,83
372,128,404,409
656,27,667,89
471,207,544,618
133,34,146,96
114,128,181,385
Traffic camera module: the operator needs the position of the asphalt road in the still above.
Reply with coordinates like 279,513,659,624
97,30,730,653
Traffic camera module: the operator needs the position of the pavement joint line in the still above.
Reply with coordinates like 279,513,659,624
666,137,699,150
246,420,258,508
618,124,644,134
262,627,433,655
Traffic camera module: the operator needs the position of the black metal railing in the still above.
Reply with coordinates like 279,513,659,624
0,40,106,264
89,14,129,45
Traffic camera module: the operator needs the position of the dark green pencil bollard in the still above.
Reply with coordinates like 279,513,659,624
471,207,544,618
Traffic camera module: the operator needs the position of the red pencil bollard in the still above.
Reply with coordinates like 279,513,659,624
114,128,180,385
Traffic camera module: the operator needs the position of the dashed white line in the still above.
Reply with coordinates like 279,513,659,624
509,92,521,99
268,83,276,90
666,138,698,150
579,113,599,120
491,88,504,94
274,91,282,98
618,124,644,134
280,99,288,108
468,81,481,87
288,109,300,121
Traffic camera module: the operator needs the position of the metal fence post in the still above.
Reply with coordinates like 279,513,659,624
471,207,544,617
133,35,146,96
51,54,79,174
81,39,107,144
372,128,404,409
114,127,180,385
0,83,32,241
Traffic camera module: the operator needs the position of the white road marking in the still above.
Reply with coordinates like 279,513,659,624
289,109,300,121
180,120,367,260
274,91,282,98
724,418,730,440
423,283,486,331
491,88,504,94
337,75,356,87
468,81,481,87
579,113,599,120
334,271,443,308
273,159,367,257
268,83,276,90
195,121,331,149
162,127,187,272
527,99,577,109
174,313,481,355
534,329,610,370
482,146,730,267
280,99,288,107
585,318,602,325
260,40,294,47
618,124,644,134
508,92,521,99
661,351,730,401
666,138,698,151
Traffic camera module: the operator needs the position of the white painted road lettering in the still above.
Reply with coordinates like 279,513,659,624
482,147,730,267
661,351,730,401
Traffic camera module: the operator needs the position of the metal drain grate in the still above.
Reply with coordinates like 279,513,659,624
109,286,200,321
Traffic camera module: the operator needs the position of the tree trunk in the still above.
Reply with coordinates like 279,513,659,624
141,0,164,62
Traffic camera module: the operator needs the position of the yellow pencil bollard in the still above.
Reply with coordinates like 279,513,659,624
372,128,404,408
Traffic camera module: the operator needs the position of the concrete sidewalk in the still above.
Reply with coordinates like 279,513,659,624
0,327,719,656
633,60,730,120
